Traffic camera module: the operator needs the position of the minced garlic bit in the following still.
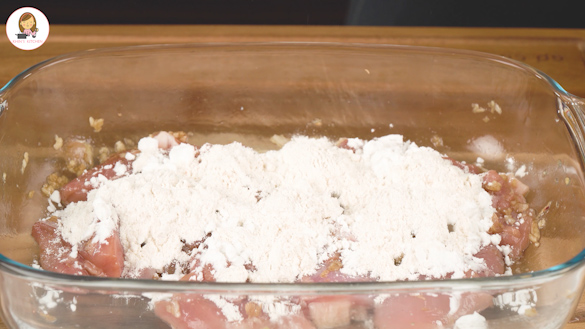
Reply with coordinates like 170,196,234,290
41,173,70,197
536,201,552,230
484,181,502,192
98,147,110,164
170,131,188,143
430,135,444,147
471,103,486,113
482,116,490,123
53,135,63,150
2,172,6,184
114,141,126,153
63,139,94,176
310,118,323,127
488,100,502,115
529,220,541,246
123,138,136,149
27,191,35,199
473,101,502,118
89,116,104,133
269,135,290,148
21,152,29,174
529,201,552,247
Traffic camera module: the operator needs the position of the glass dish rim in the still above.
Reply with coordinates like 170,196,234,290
0,41,584,292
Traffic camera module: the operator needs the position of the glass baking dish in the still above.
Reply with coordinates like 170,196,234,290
1,42,585,329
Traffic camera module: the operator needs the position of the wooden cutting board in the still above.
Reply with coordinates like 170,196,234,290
1,25,585,329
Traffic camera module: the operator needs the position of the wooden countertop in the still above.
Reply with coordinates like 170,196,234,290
1,25,585,329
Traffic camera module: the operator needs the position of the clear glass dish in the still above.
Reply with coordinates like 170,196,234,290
1,42,585,329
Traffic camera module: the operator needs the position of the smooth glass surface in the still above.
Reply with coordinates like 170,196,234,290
1,43,585,328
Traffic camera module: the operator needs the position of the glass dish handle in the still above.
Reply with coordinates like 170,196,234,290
560,96,585,165
562,96,585,324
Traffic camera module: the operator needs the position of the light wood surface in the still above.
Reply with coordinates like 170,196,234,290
1,25,585,329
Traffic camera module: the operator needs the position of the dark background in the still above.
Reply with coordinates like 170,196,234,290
1,0,584,28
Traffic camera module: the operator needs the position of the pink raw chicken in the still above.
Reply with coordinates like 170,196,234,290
155,290,316,329
155,295,229,329
374,292,494,329
482,170,533,260
31,220,89,276
60,153,135,204
32,220,124,277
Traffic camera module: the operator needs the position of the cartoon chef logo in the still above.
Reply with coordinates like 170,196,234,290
6,7,49,50
18,12,38,38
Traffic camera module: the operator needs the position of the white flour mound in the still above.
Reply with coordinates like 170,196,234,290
53,134,496,282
